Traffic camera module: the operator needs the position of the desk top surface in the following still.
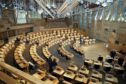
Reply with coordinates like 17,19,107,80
63,70,75,79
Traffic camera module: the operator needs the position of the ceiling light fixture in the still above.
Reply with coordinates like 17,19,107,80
37,8,43,14
78,0,84,4
102,2,107,7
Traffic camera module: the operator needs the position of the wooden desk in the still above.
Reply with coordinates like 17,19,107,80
18,63,28,69
67,65,78,72
93,61,102,69
53,66,64,76
63,70,75,79
75,74,84,82
103,62,112,68
14,55,20,60
94,61,102,66
43,75,59,84
75,74,88,84
78,67,89,75
83,76,88,84
37,60,45,65
0,54,4,58
51,56,59,63
67,54,74,59
0,52,4,55
79,49,85,55
16,58,22,63
113,56,119,62
43,79,58,84
114,64,124,71
105,74,118,83
84,59,93,64
91,70,102,79
33,70,46,80
42,47,51,59
88,78,100,84
104,81,113,84
59,46,74,59
0,58,4,62
33,57,40,61
30,45,46,66
14,44,28,69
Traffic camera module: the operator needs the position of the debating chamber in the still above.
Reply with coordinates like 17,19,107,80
0,0,126,84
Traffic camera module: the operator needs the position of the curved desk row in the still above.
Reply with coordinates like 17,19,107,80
14,43,28,69
30,44,46,66
0,41,15,62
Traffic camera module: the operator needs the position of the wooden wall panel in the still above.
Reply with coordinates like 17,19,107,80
93,20,126,43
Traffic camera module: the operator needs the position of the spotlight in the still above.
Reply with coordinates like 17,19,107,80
47,4,51,9
78,0,84,4
66,12,70,16
52,4,56,8
102,2,107,7
38,9,43,14
96,1,100,5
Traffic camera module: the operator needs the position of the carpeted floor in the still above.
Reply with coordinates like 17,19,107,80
4,42,126,84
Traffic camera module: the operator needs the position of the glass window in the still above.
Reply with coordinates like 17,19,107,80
16,10,27,24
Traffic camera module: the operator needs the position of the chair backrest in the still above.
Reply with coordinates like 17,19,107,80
98,56,103,62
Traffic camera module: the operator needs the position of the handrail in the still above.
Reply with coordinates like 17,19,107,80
0,71,20,84
0,62,44,84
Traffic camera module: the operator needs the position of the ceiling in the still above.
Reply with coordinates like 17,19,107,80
0,0,116,18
